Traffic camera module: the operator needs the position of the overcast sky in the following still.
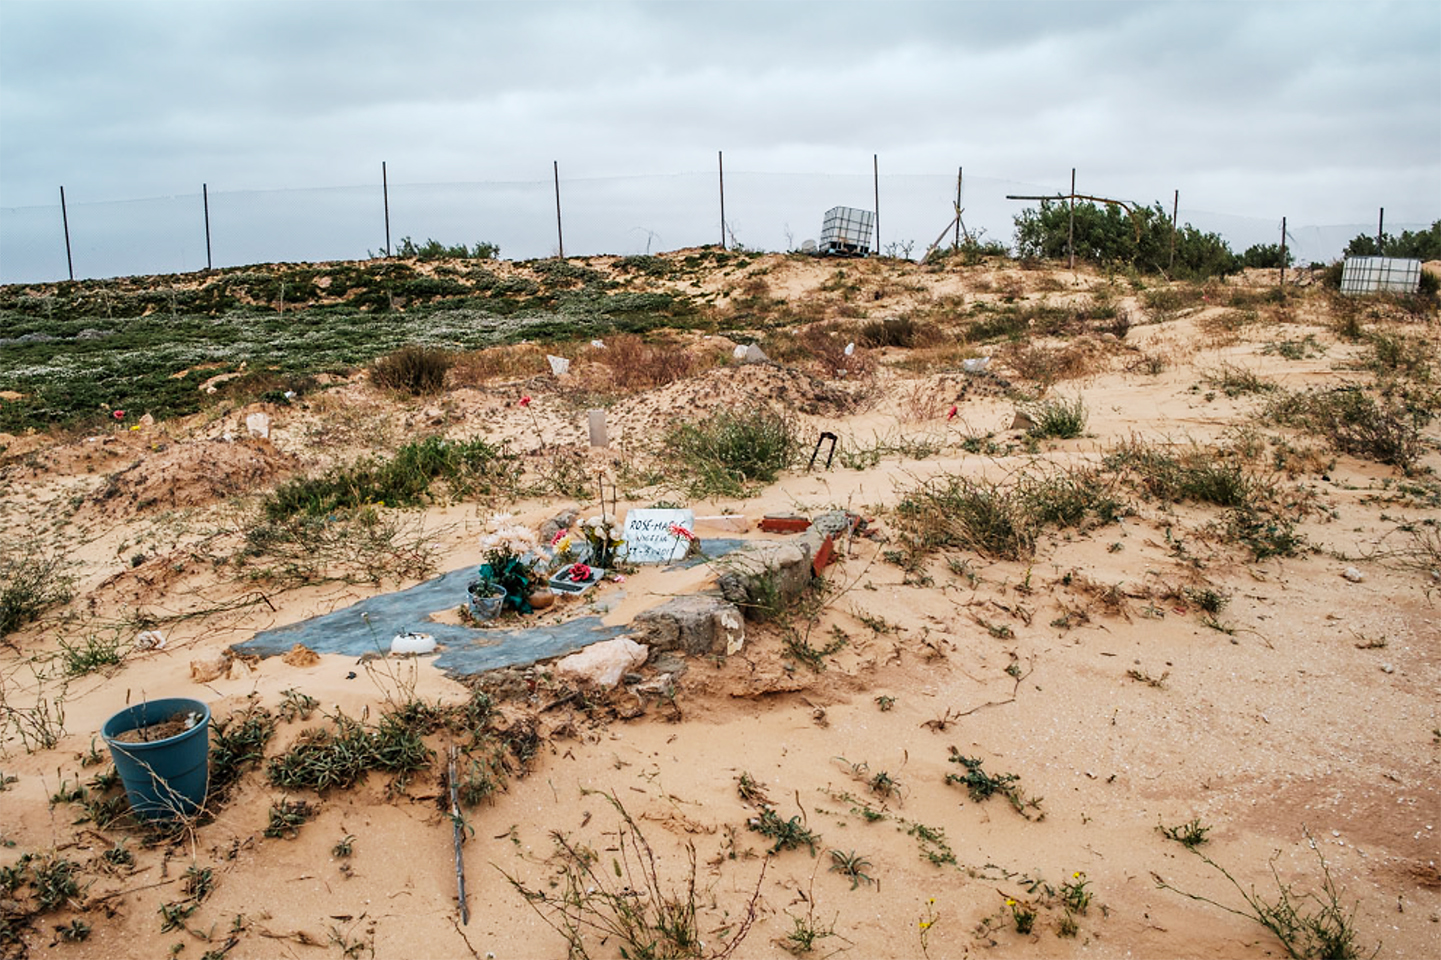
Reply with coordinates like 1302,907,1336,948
2,0,1438,283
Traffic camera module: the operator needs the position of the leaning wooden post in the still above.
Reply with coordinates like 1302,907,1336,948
1067,168,1076,270
873,153,880,256
203,183,213,271
1169,189,1179,269
954,167,963,249
718,150,726,250
60,185,75,281
553,161,564,258
1279,216,1287,288
382,161,391,257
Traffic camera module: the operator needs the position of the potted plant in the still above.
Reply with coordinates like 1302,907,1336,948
466,577,507,621
475,514,544,615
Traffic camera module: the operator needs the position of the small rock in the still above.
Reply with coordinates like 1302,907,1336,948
1010,410,1036,432
1342,567,1364,583
189,656,229,684
1380,663,1395,674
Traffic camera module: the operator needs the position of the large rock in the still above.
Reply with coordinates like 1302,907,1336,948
629,595,746,656
715,530,825,614
553,637,648,689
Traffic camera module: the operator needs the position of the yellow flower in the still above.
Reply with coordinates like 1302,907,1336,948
928,898,935,904
918,921,931,930
1005,898,1016,906
1072,871,1082,879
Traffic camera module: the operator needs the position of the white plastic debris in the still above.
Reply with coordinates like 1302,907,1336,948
590,339,606,349
843,342,855,356
547,355,571,376
733,344,748,359
962,357,991,373
1342,567,1364,583
245,412,270,439
135,630,166,651
390,632,437,655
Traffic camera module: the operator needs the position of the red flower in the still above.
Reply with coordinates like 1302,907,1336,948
668,523,695,541
568,563,592,582
550,528,569,546
947,405,958,421
518,396,532,407
112,409,125,420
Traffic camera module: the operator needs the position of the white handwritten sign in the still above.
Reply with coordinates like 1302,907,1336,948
620,509,695,564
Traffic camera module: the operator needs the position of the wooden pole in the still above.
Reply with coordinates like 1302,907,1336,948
203,183,213,271
60,185,74,281
1279,216,1287,287
382,161,391,257
954,167,963,249
1067,168,1076,270
1169,189,1179,269
1377,207,1384,254
872,154,881,257
718,150,726,250
553,160,564,258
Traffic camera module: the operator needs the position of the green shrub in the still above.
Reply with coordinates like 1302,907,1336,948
860,315,937,348
1013,200,1240,278
662,409,797,497
1026,396,1088,439
1343,220,1441,260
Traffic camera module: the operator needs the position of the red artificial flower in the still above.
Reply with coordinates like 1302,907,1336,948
518,396,532,407
568,563,592,582
947,405,958,421
668,523,695,541
112,409,125,420
551,528,569,546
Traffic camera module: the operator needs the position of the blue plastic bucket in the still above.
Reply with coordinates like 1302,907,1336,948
101,698,211,822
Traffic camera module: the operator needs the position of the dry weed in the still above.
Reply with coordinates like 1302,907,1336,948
450,344,548,384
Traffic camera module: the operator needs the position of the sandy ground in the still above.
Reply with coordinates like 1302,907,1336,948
2,256,1439,960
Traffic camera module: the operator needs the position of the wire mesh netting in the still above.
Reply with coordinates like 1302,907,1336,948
1,170,1426,284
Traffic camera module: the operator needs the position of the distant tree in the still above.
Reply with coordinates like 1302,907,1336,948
1013,200,1239,279
1343,220,1441,260
1240,243,1293,269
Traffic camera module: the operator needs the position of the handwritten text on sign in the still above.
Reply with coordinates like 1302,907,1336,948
620,509,695,564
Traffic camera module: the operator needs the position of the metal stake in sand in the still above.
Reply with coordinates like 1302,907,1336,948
448,745,469,925
808,431,838,471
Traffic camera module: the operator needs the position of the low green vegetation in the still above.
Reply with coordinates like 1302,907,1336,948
661,408,798,498
0,543,72,637
262,435,516,520
891,468,1122,561
0,257,702,432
